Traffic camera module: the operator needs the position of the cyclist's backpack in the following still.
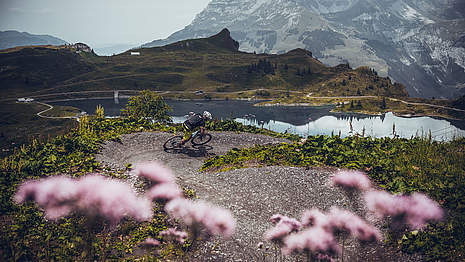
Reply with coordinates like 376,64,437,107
186,114,204,129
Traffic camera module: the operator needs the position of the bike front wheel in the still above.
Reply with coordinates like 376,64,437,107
191,133,212,146
163,135,183,150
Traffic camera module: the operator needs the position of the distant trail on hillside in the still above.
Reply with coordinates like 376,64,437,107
35,102,77,119
56,74,151,87
388,98,465,112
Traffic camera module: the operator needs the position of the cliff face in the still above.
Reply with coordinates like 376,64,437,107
143,0,465,98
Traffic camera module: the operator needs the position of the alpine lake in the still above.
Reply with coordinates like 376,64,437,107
48,98,465,141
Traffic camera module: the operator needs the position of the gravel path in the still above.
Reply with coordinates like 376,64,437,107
97,131,421,261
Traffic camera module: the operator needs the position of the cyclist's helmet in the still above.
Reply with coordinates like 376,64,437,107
202,111,212,120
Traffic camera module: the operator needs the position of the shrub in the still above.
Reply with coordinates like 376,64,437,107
122,90,172,123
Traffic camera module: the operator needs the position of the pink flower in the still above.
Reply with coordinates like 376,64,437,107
146,183,182,201
364,190,405,218
159,228,188,244
265,214,302,242
76,175,153,223
364,190,443,229
202,205,236,238
15,176,78,206
327,207,382,243
165,198,196,224
270,214,284,224
15,174,153,223
301,209,329,228
15,176,80,220
331,170,372,192
265,223,297,242
135,162,176,184
140,238,160,248
165,199,236,238
404,193,443,229
282,226,342,256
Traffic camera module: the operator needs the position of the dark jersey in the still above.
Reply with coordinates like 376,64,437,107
184,114,205,130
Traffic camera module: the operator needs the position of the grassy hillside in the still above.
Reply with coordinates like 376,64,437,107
0,29,407,100
0,102,77,157
0,46,93,97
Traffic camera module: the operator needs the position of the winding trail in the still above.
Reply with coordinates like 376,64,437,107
34,101,78,119
97,132,421,261
388,97,465,112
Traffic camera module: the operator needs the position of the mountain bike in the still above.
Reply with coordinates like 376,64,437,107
163,130,212,150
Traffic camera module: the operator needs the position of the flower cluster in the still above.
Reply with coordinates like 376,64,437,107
137,162,236,239
140,238,160,248
165,198,236,238
159,228,188,244
364,191,443,229
135,161,183,202
265,214,302,242
265,169,443,260
15,175,153,223
331,170,372,192
266,207,381,258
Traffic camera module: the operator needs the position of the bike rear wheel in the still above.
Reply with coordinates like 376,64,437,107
191,133,212,146
163,136,183,150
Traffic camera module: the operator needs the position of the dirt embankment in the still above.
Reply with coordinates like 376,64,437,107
97,131,421,261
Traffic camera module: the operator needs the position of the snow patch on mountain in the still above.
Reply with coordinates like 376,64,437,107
425,35,465,71
307,0,359,14
393,1,434,24
352,13,373,22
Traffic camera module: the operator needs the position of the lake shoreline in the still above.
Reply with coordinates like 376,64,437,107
46,98,465,140
254,101,464,121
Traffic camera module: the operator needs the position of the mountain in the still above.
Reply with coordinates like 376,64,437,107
0,29,406,99
0,30,68,50
93,44,136,56
142,0,465,99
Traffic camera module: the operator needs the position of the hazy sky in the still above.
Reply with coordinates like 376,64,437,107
0,0,211,48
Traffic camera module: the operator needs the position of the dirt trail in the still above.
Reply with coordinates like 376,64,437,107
97,131,421,261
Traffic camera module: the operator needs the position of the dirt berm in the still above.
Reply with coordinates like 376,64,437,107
97,131,422,261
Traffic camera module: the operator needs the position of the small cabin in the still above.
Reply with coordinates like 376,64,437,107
130,52,140,56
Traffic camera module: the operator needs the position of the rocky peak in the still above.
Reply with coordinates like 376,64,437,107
143,0,465,98
286,48,313,57
207,28,240,51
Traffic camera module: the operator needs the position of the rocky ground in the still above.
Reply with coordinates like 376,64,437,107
96,131,422,261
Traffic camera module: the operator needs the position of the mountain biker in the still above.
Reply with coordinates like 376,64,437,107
179,111,212,147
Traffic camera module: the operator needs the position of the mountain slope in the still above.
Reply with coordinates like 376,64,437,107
0,29,407,99
143,0,465,99
0,46,93,95
0,30,68,50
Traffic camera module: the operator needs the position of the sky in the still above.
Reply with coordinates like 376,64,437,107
0,0,212,48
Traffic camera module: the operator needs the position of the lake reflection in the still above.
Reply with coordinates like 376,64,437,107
49,99,465,141
237,112,464,140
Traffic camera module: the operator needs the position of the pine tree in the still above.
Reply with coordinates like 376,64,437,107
381,97,387,109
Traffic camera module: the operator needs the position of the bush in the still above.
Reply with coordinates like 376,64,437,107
255,90,270,97
122,90,172,123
